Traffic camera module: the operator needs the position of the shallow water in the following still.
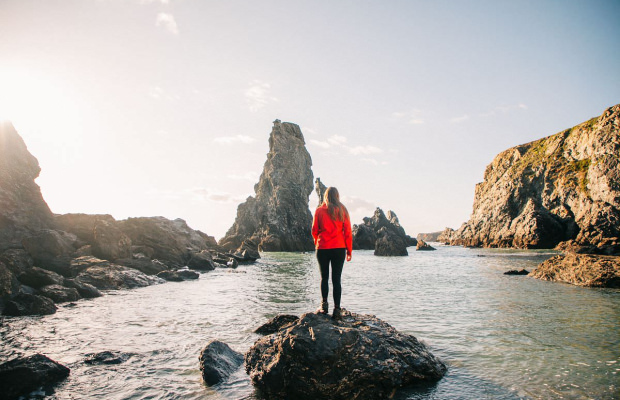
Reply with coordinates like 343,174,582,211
1,245,618,400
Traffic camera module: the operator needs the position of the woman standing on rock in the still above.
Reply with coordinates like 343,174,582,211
312,187,353,319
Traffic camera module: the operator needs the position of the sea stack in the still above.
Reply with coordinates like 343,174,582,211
449,104,620,251
219,120,315,252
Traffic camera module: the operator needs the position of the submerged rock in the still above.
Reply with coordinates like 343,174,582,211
529,253,620,287
199,340,244,386
245,311,447,400
74,256,163,290
0,354,70,400
449,104,620,250
63,278,102,298
416,240,436,251
3,293,57,316
157,269,199,281
38,284,81,303
504,269,530,275
219,120,315,253
84,351,133,365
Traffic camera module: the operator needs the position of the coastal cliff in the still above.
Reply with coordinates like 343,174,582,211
219,120,315,252
450,104,620,251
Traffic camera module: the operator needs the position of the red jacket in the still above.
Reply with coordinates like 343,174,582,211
312,204,353,255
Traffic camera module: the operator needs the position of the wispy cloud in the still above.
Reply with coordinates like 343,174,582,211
348,145,383,155
309,139,331,149
189,188,249,203
213,135,256,144
392,109,424,125
156,13,178,34
245,80,278,112
450,114,470,123
227,172,259,182
361,158,388,166
309,134,347,149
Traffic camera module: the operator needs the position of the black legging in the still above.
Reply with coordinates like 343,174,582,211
316,248,346,308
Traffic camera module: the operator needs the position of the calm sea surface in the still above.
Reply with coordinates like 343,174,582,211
1,245,618,400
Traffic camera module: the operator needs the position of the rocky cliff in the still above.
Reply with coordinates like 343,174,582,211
0,122,55,251
352,208,416,256
219,120,315,252
450,104,620,251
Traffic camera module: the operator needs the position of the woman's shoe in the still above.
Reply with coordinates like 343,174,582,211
316,301,328,314
332,306,342,319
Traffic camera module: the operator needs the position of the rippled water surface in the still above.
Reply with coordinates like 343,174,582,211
1,245,619,399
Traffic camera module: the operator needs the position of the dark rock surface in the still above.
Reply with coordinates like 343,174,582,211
21,229,78,276
91,219,132,261
245,311,447,400
63,278,102,298
115,258,169,275
229,239,260,262
199,340,244,386
38,284,81,303
219,121,315,253
0,353,70,400
16,266,64,289
74,256,163,290
0,122,55,253
449,104,620,251
416,240,436,251
504,269,530,275
352,208,414,256
3,293,57,316
529,253,620,287
84,351,133,365
0,262,19,299
187,250,217,271
254,314,299,335
0,249,33,276
315,177,327,204
157,269,199,281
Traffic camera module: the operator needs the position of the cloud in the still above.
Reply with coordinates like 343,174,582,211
392,109,424,125
245,80,278,112
149,86,164,99
214,135,257,144
310,139,331,149
328,135,347,145
189,188,249,203
156,13,178,34
450,114,470,123
361,158,388,166
348,145,383,155
227,172,259,182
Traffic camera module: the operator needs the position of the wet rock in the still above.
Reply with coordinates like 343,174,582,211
92,219,132,261
449,104,620,250
3,293,57,316
38,284,81,303
529,253,620,287
21,230,78,276
416,240,436,251
352,208,413,256
254,314,299,335
229,239,260,263
0,262,19,299
0,249,33,276
219,121,315,253
0,353,70,400
118,217,217,267
115,258,169,275
157,269,199,281
504,269,530,275
245,311,447,400
74,256,163,290
16,266,64,289
63,278,102,298
555,239,620,256
54,213,116,243
0,122,55,253
375,227,408,256
84,351,133,365
187,250,217,271
199,340,244,386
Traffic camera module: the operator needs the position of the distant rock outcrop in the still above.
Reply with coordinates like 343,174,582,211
529,253,620,287
352,208,416,256
437,228,455,245
315,177,327,204
219,120,315,252
245,311,447,400
448,104,620,251
416,239,436,251
417,231,442,242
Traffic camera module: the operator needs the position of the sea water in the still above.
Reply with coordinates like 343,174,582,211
1,245,618,399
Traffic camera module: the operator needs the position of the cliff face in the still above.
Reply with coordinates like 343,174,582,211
219,120,315,252
450,104,620,250
0,122,54,251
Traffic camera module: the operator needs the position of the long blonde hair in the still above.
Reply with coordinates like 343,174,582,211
323,187,349,221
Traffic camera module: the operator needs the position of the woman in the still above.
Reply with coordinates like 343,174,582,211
311,187,352,319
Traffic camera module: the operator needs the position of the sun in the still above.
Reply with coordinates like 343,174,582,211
0,67,80,145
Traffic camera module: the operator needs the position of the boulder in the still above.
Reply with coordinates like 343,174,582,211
84,351,133,365
0,249,33,276
229,239,260,263
54,213,116,243
3,293,57,316
0,122,55,253
199,340,244,386
375,227,408,256
0,262,19,299
91,219,132,261
118,217,217,267
38,284,81,303
74,256,163,290
529,253,620,287
63,278,102,298
16,266,64,289
157,269,199,281
187,250,217,271
504,269,530,275
416,240,436,251
245,311,447,400
219,121,315,252
115,258,169,275
254,314,299,335
449,104,620,250
0,354,70,400
21,229,78,276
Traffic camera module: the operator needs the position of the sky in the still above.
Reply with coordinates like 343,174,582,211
0,0,618,240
